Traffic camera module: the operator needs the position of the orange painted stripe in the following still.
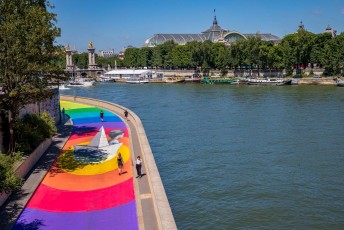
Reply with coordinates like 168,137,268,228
43,159,132,191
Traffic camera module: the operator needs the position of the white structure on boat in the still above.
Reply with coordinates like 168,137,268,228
104,69,155,80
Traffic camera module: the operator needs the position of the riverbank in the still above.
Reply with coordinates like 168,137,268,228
108,76,342,85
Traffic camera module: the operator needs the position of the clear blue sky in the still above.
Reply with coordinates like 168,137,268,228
50,0,344,53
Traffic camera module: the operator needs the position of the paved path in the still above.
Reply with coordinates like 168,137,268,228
12,101,138,229
1,97,176,230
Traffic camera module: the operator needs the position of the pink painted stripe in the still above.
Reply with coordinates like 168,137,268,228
27,179,134,212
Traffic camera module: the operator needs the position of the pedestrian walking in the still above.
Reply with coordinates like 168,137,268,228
124,110,129,120
61,107,65,123
100,110,104,122
117,153,124,175
136,156,142,178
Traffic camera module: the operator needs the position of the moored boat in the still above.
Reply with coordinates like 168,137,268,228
68,78,95,87
162,77,185,83
126,77,149,84
277,79,292,86
247,78,284,85
337,81,344,87
59,84,70,90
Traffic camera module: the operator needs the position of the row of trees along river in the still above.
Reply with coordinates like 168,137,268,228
69,30,344,77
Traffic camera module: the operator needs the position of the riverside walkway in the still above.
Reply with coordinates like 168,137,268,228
2,96,176,230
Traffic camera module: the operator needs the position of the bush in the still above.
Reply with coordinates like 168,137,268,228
0,152,23,194
14,112,56,153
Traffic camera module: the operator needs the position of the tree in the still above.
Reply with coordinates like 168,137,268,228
123,47,141,67
321,33,344,75
310,33,332,67
138,47,153,67
0,152,23,193
186,41,202,69
172,45,190,69
0,0,65,154
72,53,88,69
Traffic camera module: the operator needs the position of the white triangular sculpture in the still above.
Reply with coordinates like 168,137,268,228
88,126,109,148
74,126,123,163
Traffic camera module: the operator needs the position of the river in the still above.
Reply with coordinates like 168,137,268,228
61,83,344,229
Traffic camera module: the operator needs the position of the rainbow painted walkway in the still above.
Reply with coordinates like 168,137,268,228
13,101,138,229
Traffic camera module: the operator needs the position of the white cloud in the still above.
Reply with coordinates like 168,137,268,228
312,10,321,15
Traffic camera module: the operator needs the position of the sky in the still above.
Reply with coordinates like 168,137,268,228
49,0,344,53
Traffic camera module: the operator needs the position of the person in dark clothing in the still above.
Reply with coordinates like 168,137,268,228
136,156,142,178
124,110,128,120
117,153,124,175
100,110,104,122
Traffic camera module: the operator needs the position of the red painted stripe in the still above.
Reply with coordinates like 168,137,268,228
27,178,134,212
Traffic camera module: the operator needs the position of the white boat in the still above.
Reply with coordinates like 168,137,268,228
58,84,70,90
337,81,344,87
68,78,95,87
126,77,149,84
230,79,240,85
247,78,284,85
99,75,111,82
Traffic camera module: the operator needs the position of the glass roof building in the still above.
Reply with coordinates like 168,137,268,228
144,16,281,47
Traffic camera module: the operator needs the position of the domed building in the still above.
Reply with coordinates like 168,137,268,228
143,15,281,47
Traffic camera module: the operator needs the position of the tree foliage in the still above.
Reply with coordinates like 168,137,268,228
118,31,344,76
0,152,23,193
0,0,65,153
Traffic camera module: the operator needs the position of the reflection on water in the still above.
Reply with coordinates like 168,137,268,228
62,83,344,229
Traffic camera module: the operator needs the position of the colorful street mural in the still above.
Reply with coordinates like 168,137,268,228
13,101,138,229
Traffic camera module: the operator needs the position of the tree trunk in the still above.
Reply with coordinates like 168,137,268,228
8,110,15,155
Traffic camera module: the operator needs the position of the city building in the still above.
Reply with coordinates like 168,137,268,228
297,20,337,38
98,49,116,58
144,15,281,47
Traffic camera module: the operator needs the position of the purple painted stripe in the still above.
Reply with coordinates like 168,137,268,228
73,122,127,130
13,201,138,230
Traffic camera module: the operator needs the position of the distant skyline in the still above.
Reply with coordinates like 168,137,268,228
50,0,344,53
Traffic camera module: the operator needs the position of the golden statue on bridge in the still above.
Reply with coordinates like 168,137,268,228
88,41,94,49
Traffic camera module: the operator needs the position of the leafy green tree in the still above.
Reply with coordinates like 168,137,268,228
310,33,332,67
280,30,315,74
172,45,190,69
230,39,247,69
160,40,176,68
321,33,344,75
138,47,153,67
212,43,229,70
72,53,89,69
186,41,202,69
123,47,140,67
0,152,23,193
280,37,296,75
0,0,65,154
269,45,284,70
152,46,163,68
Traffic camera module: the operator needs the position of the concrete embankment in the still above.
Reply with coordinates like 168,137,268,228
60,95,177,230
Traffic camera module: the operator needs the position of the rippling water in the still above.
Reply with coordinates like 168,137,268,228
61,83,344,229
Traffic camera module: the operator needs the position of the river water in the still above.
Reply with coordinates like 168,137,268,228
61,83,344,229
